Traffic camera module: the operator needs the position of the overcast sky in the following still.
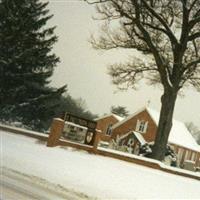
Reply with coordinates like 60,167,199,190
47,0,200,127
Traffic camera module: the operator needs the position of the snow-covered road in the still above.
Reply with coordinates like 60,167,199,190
1,167,91,200
1,130,200,199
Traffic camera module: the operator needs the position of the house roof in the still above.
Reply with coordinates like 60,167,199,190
118,131,147,146
95,113,124,122
133,131,147,146
112,107,200,152
146,107,200,152
112,107,147,130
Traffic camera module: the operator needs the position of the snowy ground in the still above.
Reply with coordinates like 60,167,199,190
1,167,90,200
1,131,200,199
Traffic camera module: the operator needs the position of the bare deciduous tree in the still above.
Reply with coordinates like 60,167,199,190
86,0,200,160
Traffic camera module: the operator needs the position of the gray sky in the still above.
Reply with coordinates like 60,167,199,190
47,0,200,127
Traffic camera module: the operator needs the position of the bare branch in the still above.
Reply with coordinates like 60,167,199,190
189,13,200,29
188,32,200,41
140,0,178,45
108,58,158,90
85,0,111,4
189,0,199,12
87,0,200,91
186,58,200,68
142,22,169,35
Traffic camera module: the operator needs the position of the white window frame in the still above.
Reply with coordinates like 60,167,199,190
136,120,148,133
106,124,112,136
177,148,184,164
185,150,189,160
128,138,134,146
191,152,196,161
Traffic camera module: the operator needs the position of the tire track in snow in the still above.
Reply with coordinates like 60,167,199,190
1,167,96,200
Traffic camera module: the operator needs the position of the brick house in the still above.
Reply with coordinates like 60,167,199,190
95,114,124,142
96,107,200,168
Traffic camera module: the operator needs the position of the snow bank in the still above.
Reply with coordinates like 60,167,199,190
0,124,48,138
1,131,200,199
98,147,200,177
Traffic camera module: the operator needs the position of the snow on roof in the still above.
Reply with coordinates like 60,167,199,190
118,131,132,141
112,107,146,129
65,121,88,130
112,114,124,121
146,107,200,152
112,106,200,152
133,131,147,146
95,113,124,122
118,131,147,146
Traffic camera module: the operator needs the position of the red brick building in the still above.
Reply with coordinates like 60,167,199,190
95,107,200,168
95,114,124,142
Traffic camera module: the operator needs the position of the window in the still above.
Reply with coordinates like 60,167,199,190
70,126,76,131
106,124,112,135
177,148,184,164
135,120,148,133
185,150,189,160
191,152,196,161
128,138,134,146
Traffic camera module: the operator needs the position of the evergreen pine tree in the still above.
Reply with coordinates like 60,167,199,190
0,0,66,130
111,106,129,117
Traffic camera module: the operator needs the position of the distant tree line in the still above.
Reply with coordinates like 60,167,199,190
55,94,98,122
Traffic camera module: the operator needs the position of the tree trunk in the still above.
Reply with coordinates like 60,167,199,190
151,88,178,161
